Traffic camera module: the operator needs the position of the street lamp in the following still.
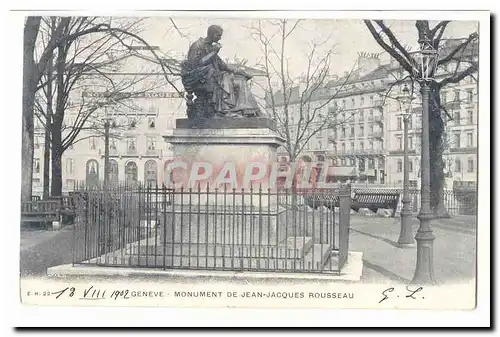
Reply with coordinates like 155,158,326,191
396,84,415,248
410,37,439,284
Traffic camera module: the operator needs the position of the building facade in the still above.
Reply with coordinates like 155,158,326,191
32,52,268,195
271,41,478,189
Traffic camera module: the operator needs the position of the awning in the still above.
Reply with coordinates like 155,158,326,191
327,166,357,176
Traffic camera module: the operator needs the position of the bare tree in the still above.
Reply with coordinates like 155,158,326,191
247,19,356,165
22,16,184,202
364,20,478,217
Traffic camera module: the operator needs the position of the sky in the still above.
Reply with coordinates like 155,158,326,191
134,17,479,79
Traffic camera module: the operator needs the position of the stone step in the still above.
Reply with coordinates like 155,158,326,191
123,254,338,272
302,243,334,271
127,243,306,259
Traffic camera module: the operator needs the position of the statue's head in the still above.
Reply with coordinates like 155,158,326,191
207,25,223,43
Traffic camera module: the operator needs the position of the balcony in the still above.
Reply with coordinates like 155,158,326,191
443,100,462,111
333,148,387,156
98,148,163,158
389,148,417,155
449,146,477,154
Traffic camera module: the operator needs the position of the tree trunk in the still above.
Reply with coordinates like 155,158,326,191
50,43,66,197
50,131,63,197
429,83,450,218
21,17,41,203
43,19,55,199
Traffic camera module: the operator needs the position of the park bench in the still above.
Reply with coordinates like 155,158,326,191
302,189,341,211
351,190,401,217
21,200,61,227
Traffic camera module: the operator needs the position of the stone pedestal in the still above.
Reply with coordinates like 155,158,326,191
163,118,285,207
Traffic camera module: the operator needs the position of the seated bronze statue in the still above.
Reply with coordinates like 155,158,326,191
180,25,265,119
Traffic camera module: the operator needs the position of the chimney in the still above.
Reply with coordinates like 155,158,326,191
357,52,381,77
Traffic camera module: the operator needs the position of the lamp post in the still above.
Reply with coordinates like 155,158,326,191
397,84,415,247
410,36,439,284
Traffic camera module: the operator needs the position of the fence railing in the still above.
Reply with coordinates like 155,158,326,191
72,184,352,274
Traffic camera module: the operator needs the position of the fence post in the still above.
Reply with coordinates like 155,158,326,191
338,183,351,270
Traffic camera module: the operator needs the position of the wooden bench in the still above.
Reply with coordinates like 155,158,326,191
21,200,61,226
351,190,401,217
303,192,340,211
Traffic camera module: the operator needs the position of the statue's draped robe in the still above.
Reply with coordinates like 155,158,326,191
181,38,263,118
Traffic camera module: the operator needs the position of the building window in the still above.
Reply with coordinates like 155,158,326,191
351,98,355,108
454,133,461,148
397,136,402,150
454,90,460,102
360,111,364,120
360,97,365,106
350,127,355,137
127,138,137,154
350,142,355,151
370,110,374,119
467,89,474,103
130,118,137,128
147,136,156,152
369,124,374,135
350,158,356,166
370,96,374,106
317,140,322,149
342,127,346,138
360,141,364,150
110,139,117,151
359,158,365,171
441,92,447,103
341,143,345,153
66,158,74,174
407,115,412,129
360,126,364,136
89,137,96,150
33,158,40,174
409,159,413,172
454,111,461,125
368,158,375,169
467,132,473,147
397,159,402,173
342,100,346,109
109,160,119,185
468,110,473,124
144,160,158,186
408,136,413,149
148,101,157,114
468,158,474,172
455,158,462,173
397,117,402,130
148,117,156,128
341,158,346,166
34,136,40,149
369,141,374,150
125,161,138,185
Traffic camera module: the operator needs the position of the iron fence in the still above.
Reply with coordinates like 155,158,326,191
72,183,352,274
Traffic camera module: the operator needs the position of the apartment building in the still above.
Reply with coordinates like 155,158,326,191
385,38,478,189
32,53,268,194
272,40,478,188
32,52,185,194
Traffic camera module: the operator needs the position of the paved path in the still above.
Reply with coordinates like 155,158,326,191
349,215,476,284
20,227,75,276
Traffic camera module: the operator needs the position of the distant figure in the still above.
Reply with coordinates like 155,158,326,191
180,25,265,119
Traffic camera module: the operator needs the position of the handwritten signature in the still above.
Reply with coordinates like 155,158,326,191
379,286,424,303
